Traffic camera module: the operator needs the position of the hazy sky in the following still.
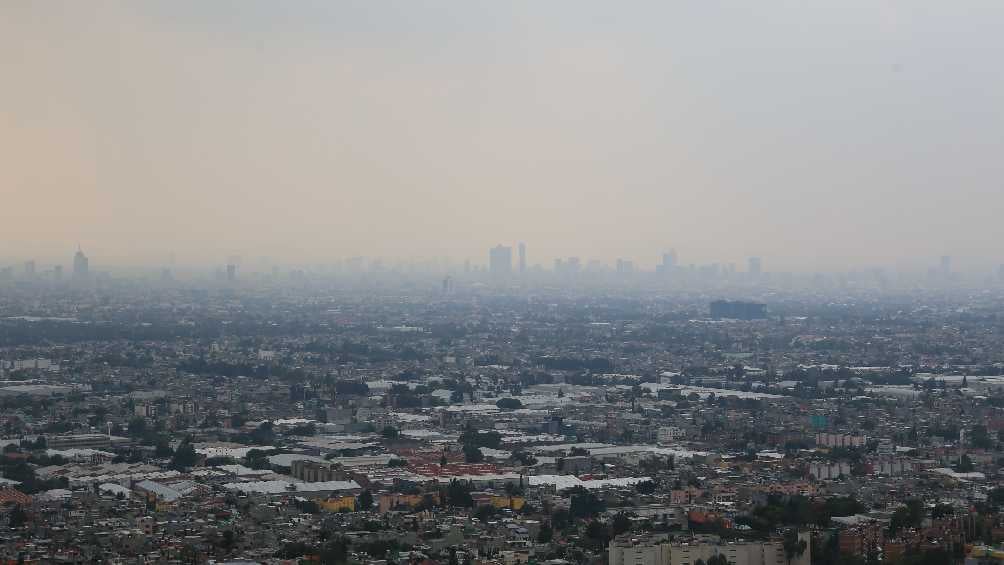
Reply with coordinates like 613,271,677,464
3,1,1003,272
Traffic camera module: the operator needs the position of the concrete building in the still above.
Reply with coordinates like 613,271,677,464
490,245,513,276
610,534,810,565
658,427,686,444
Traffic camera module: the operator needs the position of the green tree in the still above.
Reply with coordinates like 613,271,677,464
611,513,632,536
552,509,572,531
635,480,657,495
154,437,174,458
783,531,807,565
537,523,554,543
127,417,147,437
971,425,994,449
954,454,975,473
463,443,484,463
585,520,609,549
358,489,374,511
888,500,924,537
245,449,270,470
568,486,606,519
446,479,473,507
496,398,523,410
8,505,27,528
171,441,198,470
320,537,351,565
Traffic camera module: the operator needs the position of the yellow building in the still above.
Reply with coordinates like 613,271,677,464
319,495,356,512
379,492,441,512
491,495,525,510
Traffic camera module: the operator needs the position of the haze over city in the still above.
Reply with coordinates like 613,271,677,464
11,4,1004,565
4,1,1004,273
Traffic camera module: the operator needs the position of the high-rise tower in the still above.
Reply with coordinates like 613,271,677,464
489,245,512,276
73,247,89,279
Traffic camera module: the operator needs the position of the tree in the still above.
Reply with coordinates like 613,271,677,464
931,503,954,520
8,505,27,529
154,437,174,458
463,443,484,463
568,486,605,518
954,454,975,473
245,449,270,470
537,523,554,543
446,479,474,507
220,529,238,551
496,398,523,410
970,425,994,449
990,486,1004,508
320,537,351,565
171,441,198,470
358,490,374,511
783,531,807,565
334,380,369,396
635,480,657,495
230,413,247,428
552,508,572,530
127,417,147,437
381,426,399,440
250,421,274,445
584,520,609,549
888,500,924,537
511,450,537,466
459,427,502,450
611,513,632,536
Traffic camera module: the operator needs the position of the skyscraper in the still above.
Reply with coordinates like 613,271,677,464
488,245,512,276
748,257,762,277
940,255,951,276
659,250,678,274
73,247,89,279
518,242,526,274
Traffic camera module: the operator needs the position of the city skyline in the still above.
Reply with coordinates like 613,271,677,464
4,4,1004,564
2,243,996,282
4,2,1004,272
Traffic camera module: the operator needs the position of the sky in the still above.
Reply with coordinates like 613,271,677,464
2,1,1003,272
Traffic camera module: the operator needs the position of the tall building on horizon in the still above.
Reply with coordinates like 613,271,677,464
518,242,526,274
73,247,89,279
489,245,512,276
659,250,678,273
940,255,951,276
748,256,762,276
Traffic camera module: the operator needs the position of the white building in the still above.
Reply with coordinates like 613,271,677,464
658,427,687,444
610,534,811,565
